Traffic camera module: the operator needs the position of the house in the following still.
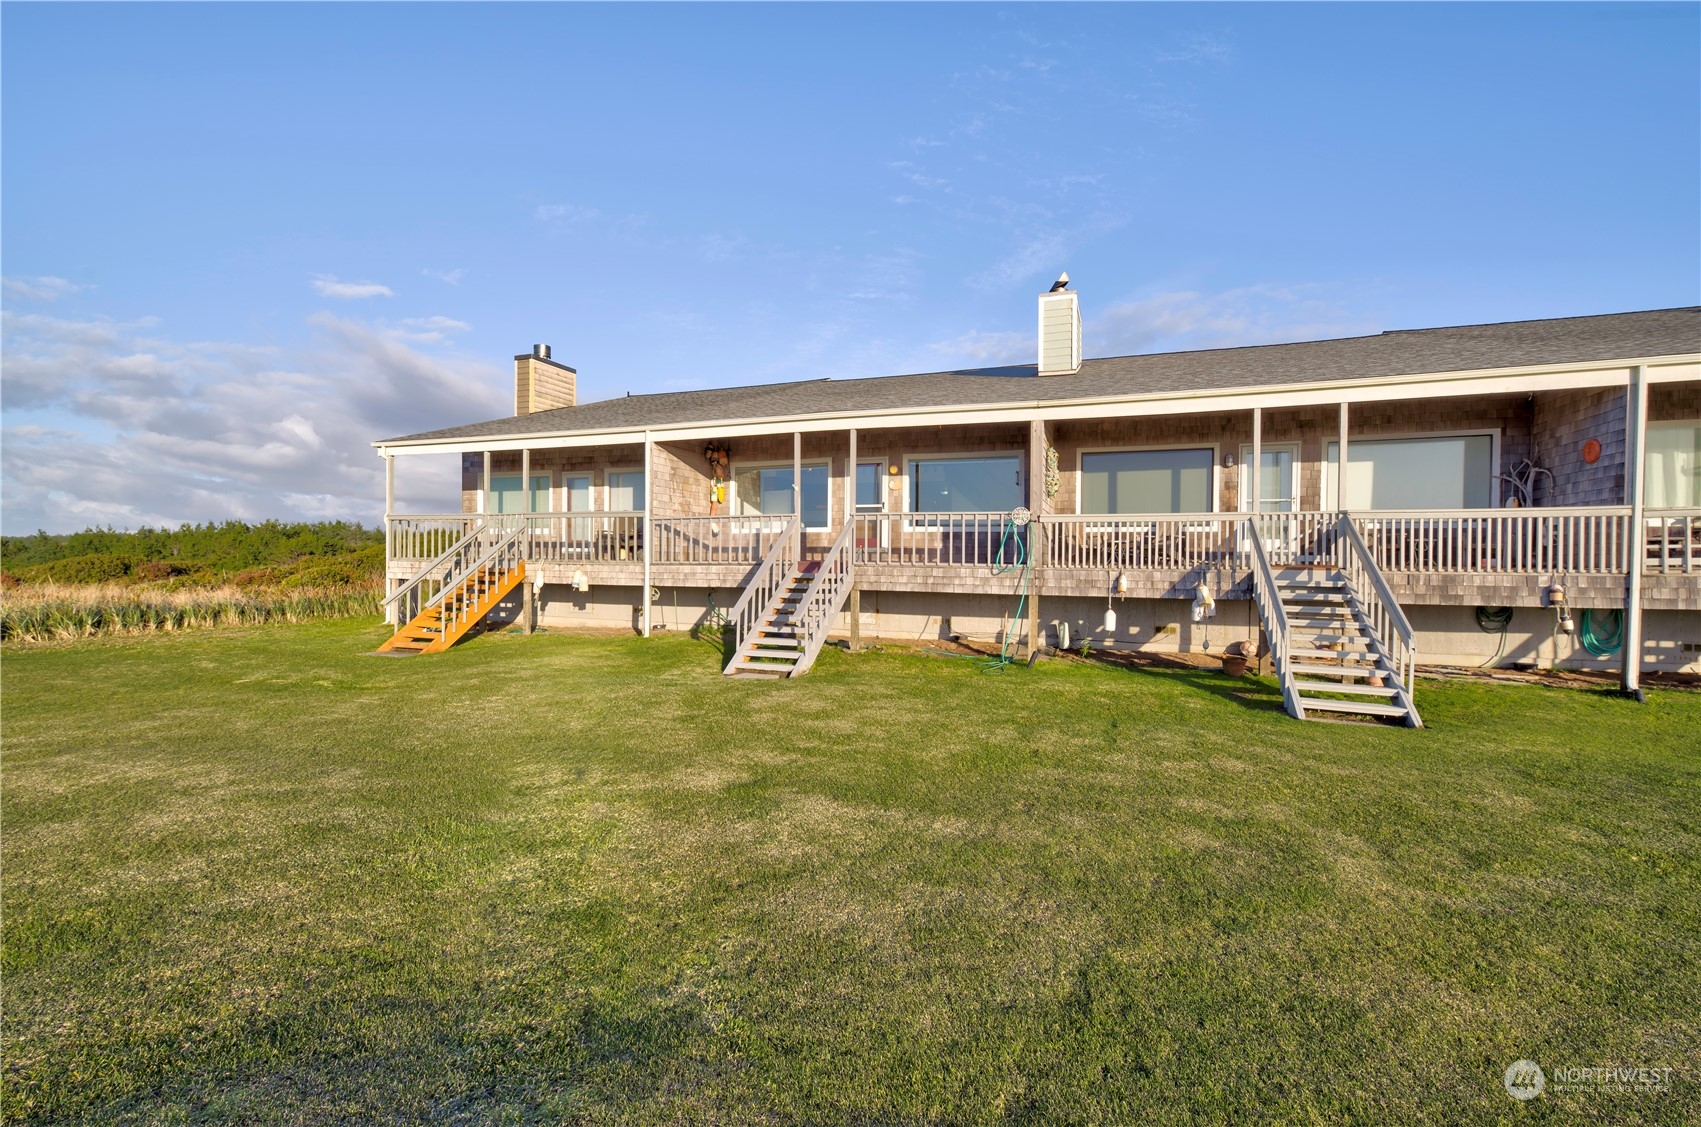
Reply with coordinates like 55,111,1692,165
373,282,1700,725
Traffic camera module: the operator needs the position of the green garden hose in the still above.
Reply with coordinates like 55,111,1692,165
1579,608,1624,657
981,514,1032,673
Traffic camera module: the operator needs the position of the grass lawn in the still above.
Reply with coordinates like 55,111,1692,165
3,620,1698,1124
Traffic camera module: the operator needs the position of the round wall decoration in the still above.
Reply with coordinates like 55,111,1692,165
1581,438,1601,465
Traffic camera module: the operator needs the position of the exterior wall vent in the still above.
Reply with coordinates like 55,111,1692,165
1037,276,1081,376
514,345,577,416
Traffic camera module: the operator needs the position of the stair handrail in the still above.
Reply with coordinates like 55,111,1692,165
382,515,525,622
723,515,800,656
790,518,858,676
1335,514,1421,725
433,523,528,643
1245,518,1304,720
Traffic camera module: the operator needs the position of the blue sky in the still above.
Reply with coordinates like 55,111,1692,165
3,2,1696,533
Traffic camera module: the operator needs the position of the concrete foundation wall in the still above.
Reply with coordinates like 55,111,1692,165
516,582,1701,673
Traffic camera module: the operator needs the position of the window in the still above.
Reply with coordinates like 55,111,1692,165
1080,448,1214,514
1237,444,1298,512
490,474,550,513
562,475,592,512
607,470,645,512
732,463,829,529
1325,434,1493,509
855,462,885,512
1646,422,1699,508
909,456,1022,513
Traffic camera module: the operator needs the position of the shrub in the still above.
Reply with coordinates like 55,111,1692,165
24,553,131,585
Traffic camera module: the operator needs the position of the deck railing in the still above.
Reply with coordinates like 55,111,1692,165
1355,507,1633,575
650,515,787,566
1646,508,1701,574
1245,521,1301,720
388,515,485,562
1333,515,1419,715
790,518,858,676
851,512,1027,568
1044,514,1244,572
383,516,524,626
389,506,1700,581
723,516,801,660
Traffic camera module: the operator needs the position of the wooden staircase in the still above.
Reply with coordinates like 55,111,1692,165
723,516,856,679
378,560,526,654
1246,515,1421,727
379,520,528,656
1272,567,1417,722
724,566,815,678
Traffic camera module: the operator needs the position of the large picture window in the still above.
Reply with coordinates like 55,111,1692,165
1326,434,1493,509
1081,448,1214,514
491,474,550,514
1646,422,1699,508
908,456,1022,513
732,463,829,529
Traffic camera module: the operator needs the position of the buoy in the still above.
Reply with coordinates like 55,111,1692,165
1103,607,1117,633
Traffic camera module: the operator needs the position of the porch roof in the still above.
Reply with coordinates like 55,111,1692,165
379,306,1700,447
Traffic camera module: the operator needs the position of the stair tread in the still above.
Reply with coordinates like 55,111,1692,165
1288,662,1382,677
1298,697,1411,718
1295,681,1402,697
1289,647,1378,660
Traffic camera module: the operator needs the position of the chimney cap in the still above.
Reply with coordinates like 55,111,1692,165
1048,272,1071,293
533,343,551,359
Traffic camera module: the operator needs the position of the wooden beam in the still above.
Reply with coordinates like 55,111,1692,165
482,450,492,515
793,430,803,556
1336,402,1350,510
1249,406,1262,514
847,427,858,652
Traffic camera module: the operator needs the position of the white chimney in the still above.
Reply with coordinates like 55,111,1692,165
1037,273,1081,376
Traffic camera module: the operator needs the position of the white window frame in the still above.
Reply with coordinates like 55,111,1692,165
1237,442,1300,513
729,459,832,531
901,452,1027,523
1074,443,1221,523
1322,428,1500,511
489,472,553,515
604,466,646,513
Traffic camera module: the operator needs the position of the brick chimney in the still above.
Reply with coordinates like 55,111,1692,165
514,344,576,415
1037,273,1081,376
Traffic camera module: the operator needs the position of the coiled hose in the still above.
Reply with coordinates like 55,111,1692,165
1579,608,1623,657
1475,606,1514,669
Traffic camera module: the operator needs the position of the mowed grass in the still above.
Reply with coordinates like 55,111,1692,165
3,621,1698,1125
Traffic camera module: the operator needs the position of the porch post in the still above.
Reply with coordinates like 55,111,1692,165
1336,402,1349,511
642,430,653,638
521,448,531,509
383,452,395,624
1027,418,1045,657
482,450,492,515
793,430,803,556
847,427,859,652
1249,407,1262,514
1622,366,1647,696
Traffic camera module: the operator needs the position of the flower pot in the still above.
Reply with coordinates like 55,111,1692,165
1222,654,1249,677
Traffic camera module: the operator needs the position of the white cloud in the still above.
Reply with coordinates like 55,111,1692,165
1,309,504,533
534,201,648,238
310,274,395,299
1090,284,1377,356
421,268,465,285
925,329,1032,368
2,275,89,302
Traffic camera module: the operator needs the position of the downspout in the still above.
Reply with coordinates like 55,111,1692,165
1622,366,1647,698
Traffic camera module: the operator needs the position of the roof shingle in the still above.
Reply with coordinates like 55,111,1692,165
381,306,1701,444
